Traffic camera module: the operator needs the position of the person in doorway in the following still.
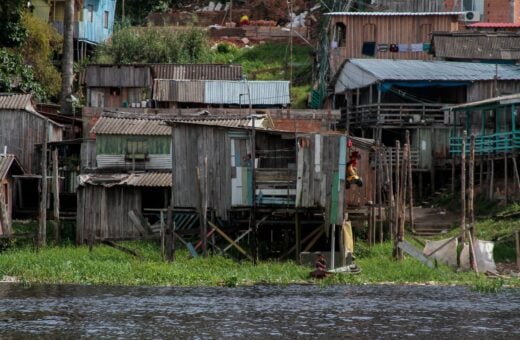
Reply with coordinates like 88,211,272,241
346,151,363,188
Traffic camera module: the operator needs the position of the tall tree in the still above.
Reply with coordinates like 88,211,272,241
60,0,74,115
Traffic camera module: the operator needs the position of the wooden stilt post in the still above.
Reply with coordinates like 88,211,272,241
382,147,393,240
386,147,394,241
167,123,176,262
469,134,476,270
516,231,520,272
295,211,301,263
512,155,520,194
406,130,413,232
38,120,49,248
331,224,336,270
459,131,467,267
504,152,508,205
398,142,408,261
489,157,494,200
451,151,456,195
160,210,165,260
202,156,208,257
393,140,400,259
52,148,60,243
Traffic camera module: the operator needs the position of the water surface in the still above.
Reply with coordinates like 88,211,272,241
0,283,518,338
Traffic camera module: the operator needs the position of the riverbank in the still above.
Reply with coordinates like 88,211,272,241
0,241,518,290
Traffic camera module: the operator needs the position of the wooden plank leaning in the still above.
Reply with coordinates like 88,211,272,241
208,221,252,261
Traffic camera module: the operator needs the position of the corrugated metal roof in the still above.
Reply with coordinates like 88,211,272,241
123,172,171,187
86,65,152,88
335,59,520,92
153,79,205,102
91,117,170,136
0,154,24,179
432,33,520,60
325,12,463,16
448,93,520,110
78,172,172,188
151,64,242,80
204,80,290,106
0,94,33,110
467,22,520,28
171,115,272,129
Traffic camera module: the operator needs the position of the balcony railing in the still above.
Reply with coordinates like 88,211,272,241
450,131,520,155
384,147,420,169
347,103,446,127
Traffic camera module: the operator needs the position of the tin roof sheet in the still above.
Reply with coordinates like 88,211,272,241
171,115,272,129
0,94,33,110
0,154,24,179
335,59,520,92
204,80,290,106
78,172,172,188
91,117,170,136
151,64,242,80
447,93,520,110
325,12,463,16
432,32,520,60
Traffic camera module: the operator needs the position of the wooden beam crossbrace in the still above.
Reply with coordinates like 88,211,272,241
208,221,252,261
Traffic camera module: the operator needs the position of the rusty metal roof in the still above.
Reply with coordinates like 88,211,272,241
0,154,24,179
151,64,242,80
169,115,273,129
325,12,463,16
0,94,33,111
78,172,172,188
91,117,170,136
432,32,520,60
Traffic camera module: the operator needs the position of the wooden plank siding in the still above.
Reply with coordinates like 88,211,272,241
329,14,459,76
76,185,142,243
0,110,62,174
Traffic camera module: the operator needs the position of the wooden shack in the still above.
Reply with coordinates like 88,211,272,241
0,94,63,174
326,12,460,75
90,115,172,171
0,155,24,235
334,59,520,187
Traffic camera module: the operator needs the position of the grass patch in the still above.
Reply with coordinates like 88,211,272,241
1,240,518,289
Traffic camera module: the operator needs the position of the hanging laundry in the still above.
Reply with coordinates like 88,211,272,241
398,43,411,52
422,43,432,52
410,43,423,52
361,41,376,56
377,44,389,52
389,44,399,52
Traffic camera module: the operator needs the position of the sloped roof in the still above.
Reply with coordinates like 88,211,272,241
432,32,520,60
325,12,462,16
467,22,520,28
91,117,170,136
0,154,24,180
0,94,34,111
167,115,273,130
78,172,172,188
151,64,242,80
335,59,520,92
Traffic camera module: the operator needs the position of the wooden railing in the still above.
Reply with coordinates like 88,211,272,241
384,147,420,169
348,103,446,127
450,131,520,155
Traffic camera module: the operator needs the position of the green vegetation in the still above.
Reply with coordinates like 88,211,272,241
0,48,45,100
95,26,212,64
1,240,518,290
0,0,28,47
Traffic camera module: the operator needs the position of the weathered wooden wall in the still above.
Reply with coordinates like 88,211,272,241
329,14,458,75
373,0,446,12
172,124,232,219
76,185,142,243
0,110,62,174
468,80,520,102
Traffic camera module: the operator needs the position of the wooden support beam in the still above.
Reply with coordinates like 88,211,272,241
504,152,508,205
295,211,301,263
512,155,520,194
52,148,60,243
516,231,520,272
38,119,49,248
406,131,414,232
208,221,252,261
393,140,400,259
278,224,323,260
459,131,467,268
101,240,141,258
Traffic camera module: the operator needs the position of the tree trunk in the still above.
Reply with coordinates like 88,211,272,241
60,0,74,116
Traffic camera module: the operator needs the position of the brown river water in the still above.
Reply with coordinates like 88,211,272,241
0,283,518,339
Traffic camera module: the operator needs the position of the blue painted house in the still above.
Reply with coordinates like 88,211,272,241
49,0,116,46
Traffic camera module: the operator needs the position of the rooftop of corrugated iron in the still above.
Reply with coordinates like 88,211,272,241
79,172,172,188
91,117,170,136
347,59,520,81
0,154,24,179
325,11,463,16
168,115,273,129
431,32,520,60
467,22,520,28
0,94,33,110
